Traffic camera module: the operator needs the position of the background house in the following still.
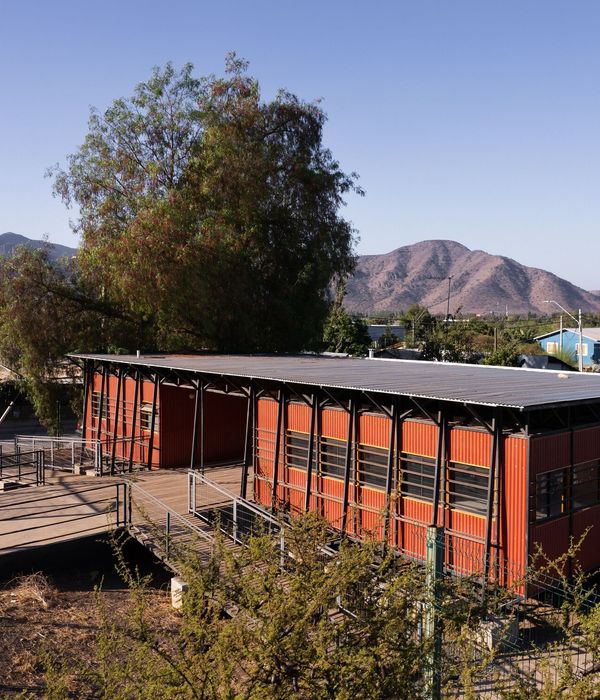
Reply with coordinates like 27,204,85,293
535,328,600,368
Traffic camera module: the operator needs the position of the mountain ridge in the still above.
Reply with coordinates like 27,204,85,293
344,240,600,315
0,232,77,261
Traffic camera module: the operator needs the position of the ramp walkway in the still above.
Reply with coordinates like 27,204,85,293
0,464,249,567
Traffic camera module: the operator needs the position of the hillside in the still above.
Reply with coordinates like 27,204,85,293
0,232,76,261
344,240,600,315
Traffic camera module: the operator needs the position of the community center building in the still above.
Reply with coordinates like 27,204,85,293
70,353,600,590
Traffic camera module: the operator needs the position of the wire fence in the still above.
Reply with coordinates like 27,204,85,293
188,468,600,698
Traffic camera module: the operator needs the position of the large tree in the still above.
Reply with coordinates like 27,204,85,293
0,56,361,427
51,54,361,352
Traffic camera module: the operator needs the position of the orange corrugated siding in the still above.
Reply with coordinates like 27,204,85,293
252,401,534,586
402,420,437,457
287,402,310,432
501,436,528,587
89,373,160,467
359,413,390,448
321,407,347,439
450,428,491,466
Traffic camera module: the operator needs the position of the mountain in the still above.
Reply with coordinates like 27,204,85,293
344,240,600,315
0,232,77,261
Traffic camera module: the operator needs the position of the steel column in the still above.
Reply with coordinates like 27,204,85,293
110,368,123,475
240,384,255,498
482,410,500,596
271,389,285,512
96,366,106,443
128,370,140,473
303,393,317,512
190,381,201,470
79,360,91,465
200,381,205,474
341,399,355,534
382,403,396,547
146,375,159,471
431,410,445,527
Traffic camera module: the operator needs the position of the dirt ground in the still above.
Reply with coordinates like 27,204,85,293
0,536,179,698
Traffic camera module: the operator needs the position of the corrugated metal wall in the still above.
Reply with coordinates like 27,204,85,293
529,425,600,574
88,373,247,468
254,399,529,584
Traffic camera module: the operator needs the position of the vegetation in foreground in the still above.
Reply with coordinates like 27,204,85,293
3,515,596,699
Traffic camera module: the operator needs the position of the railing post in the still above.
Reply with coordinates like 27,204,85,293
233,498,238,543
166,511,171,559
50,440,54,468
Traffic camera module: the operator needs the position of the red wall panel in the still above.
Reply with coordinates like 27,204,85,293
401,420,437,457
450,428,491,467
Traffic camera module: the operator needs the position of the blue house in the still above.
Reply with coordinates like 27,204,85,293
535,328,600,368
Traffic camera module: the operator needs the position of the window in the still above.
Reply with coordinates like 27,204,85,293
400,454,436,502
357,444,389,490
546,341,559,354
285,431,314,470
576,343,589,357
91,392,107,419
140,402,158,431
571,461,600,510
535,469,565,521
319,436,346,479
448,463,488,515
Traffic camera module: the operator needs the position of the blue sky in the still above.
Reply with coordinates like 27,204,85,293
1,1,599,288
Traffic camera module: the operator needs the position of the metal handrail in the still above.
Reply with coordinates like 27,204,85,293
188,470,280,527
129,481,213,542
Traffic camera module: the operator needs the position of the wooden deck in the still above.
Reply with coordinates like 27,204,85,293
0,464,248,564
0,476,124,555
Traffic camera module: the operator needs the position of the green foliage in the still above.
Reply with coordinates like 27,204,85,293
0,57,362,424
379,325,398,348
50,56,361,353
323,294,371,356
482,345,522,367
421,324,481,363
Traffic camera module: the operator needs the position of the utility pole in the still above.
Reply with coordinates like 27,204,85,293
544,301,583,372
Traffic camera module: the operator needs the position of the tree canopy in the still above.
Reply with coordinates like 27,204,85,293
0,56,362,428
50,55,361,353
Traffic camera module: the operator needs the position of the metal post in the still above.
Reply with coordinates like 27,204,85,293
190,381,201,470
482,411,499,598
128,371,140,473
80,360,90,465
96,366,106,442
110,369,123,475
382,403,396,546
271,389,285,512
424,525,444,700
341,399,355,534
578,309,583,372
431,412,444,526
304,393,317,512
166,511,171,559
240,384,254,498
146,375,159,471
199,381,205,474
233,499,238,543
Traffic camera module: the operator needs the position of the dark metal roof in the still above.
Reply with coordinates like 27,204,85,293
69,353,600,410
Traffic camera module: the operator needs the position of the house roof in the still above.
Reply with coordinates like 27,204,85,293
535,328,600,342
69,352,600,411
